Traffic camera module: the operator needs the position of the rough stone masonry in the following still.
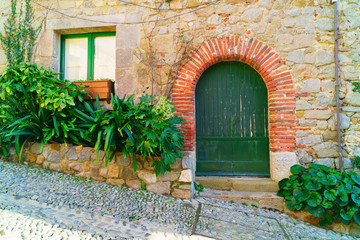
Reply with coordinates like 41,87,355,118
0,0,359,183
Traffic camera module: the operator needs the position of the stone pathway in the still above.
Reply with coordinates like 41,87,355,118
0,160,356,239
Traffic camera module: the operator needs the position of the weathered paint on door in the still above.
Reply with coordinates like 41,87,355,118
195,61,269,176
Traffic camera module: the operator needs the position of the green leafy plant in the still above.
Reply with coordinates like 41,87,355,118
0,63,88,158
0,0,42,67
352,156,360,169
193,181,204,196
278,164,360,227
75,93,184,175
141,180,147,191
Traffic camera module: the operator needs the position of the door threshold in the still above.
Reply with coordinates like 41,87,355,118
195,176,278,192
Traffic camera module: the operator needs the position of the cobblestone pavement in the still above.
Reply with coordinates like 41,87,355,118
0,160,356,240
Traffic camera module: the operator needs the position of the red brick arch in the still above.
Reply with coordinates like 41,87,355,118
172,36,296,153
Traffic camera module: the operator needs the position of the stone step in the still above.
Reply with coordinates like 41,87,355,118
195,177,279,192
199,188,285,212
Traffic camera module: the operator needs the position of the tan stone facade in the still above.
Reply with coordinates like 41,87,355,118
1,0,360,184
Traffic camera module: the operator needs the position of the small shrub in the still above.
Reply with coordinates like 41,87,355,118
193,181,204,196
352,156,360,169
277,164,360,227
0,63,88,157
75,94,184,175
141,180,147,191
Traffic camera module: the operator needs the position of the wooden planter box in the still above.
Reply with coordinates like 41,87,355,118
72,80,114,101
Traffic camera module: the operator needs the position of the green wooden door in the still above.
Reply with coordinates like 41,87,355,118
195,61,269,176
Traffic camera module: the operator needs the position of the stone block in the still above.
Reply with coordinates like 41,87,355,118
59,144,70,159
43,161,50,169
322,130,338,141
36,155,44,165
313,142,339,158
99,168,108,178
156,172,178,182
137,170,156,185
240,8,263,22
179,184,191,190
30,143,42,154
42,147,50,159
182,157,192,169
76,172,90,178
126,179,141,190
335,158,352,169
26,155,36,163
60,159,67,172
147,182,170,195
75,145,83,154
315,18,334,31
286,49,305,64
172,189,191,199
78,147,92,162
293,34,316,48
143,160,154,170
181,12,197,22
107,164,120,178
304,109,332,120
340,113,351,130
107,178,125,186
67,147,78,161
115,68,135,98
296,100,313,110
48,151,61,163
49,143,60,152
314,158,335,168
116,25,139,48
298,135,322,145
345,89,360,106
90,167,99,177
301,79,320,93
298,119,317,127
317,120,328,130
69,163,83,172
270,152,298,182
195,177,231,190
49,163,60,171
316,50,334,66
258,0,272,9
195,5,214,17
179,169,193,182
119,168,137,180
117,153,131,167
298,149,313,164
170,160,180,170
91,150,105,162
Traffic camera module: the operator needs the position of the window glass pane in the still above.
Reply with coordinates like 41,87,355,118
94,36,115,80
64,38,88,81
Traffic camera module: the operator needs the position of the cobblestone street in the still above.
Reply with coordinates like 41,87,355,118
0,160,356,239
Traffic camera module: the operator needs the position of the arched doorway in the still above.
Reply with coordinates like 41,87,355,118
195,61,269,176
172,36,297,181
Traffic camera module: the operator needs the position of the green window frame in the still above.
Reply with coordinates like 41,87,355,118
60,32,116,80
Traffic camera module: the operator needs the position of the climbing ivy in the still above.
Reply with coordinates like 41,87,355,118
0,0,42,67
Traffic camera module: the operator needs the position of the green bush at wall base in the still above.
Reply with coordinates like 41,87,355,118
0,63,184,176
278,164,360,227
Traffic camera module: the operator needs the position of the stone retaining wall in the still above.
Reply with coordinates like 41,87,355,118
5,142,192,199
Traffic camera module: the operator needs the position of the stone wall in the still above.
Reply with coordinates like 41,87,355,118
0,0,360,181
5,142,192,199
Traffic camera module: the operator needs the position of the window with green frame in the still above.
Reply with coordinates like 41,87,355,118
60,32,116,81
